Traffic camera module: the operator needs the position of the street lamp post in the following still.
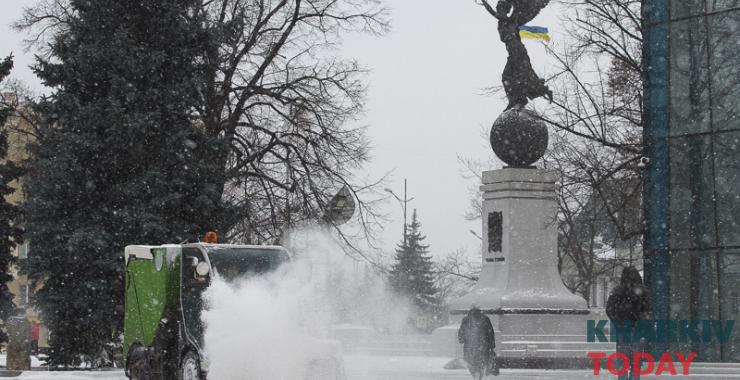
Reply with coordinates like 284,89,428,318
385,178,414,246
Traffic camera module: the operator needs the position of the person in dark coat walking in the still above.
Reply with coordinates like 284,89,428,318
458,305,497,379
606,266,650,380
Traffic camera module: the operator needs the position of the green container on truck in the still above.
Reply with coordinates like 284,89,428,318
123,242,344,380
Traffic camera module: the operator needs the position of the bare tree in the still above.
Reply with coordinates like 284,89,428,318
533,1,644,301
434,249,481,305
547,132,641,304
535,0,643,206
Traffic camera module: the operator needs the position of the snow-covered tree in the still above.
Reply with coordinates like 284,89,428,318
22,0,211,366
388,210,441,330
0,55,21,345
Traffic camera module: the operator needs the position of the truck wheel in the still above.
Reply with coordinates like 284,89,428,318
127,346,149,380
179,351,201,380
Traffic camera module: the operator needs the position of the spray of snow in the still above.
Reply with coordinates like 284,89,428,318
201,227,410,379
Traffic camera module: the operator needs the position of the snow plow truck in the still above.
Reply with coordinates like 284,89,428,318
123,240,345,380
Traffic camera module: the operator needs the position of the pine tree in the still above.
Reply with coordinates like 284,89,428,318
388,210,440,328
0,55,21,344
24,0,212,366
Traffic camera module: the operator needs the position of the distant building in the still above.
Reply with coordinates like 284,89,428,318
644,1,740,361
2,99,49,350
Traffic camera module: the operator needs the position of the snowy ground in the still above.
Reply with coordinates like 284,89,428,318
0,355,46,368
1,356,739,379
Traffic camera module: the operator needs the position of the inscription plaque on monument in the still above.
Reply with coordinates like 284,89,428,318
488,212,502,252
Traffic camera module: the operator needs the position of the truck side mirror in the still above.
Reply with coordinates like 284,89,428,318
190,257,199,267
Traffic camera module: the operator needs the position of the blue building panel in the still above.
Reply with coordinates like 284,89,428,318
642,0,740,362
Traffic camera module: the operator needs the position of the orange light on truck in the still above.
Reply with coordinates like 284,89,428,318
204,232,218,243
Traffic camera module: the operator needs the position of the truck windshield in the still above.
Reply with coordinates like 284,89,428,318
206,247,289,282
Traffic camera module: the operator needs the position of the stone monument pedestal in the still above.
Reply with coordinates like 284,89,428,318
433,168,613,366
451,168,585,312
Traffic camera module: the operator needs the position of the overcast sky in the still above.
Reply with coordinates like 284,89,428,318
1,0,561,261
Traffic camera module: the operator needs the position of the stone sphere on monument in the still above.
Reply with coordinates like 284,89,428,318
489,108,548,167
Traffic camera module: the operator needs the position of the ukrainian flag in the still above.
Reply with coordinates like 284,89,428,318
519,26,550,42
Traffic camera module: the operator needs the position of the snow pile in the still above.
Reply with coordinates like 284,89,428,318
201,227,409,380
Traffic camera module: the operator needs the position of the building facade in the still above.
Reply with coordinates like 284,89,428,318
644,0,740,362
2,101,49,350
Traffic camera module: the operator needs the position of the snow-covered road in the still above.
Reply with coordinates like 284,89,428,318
4,356,739,379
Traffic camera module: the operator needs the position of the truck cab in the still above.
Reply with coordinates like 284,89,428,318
123,243,289,380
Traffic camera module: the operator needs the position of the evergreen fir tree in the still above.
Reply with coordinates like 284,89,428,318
388,210,440,327
0,55,21,344
24,0,212,366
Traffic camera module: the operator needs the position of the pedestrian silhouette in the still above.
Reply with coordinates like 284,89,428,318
606,266,650,380
458,305,498,378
